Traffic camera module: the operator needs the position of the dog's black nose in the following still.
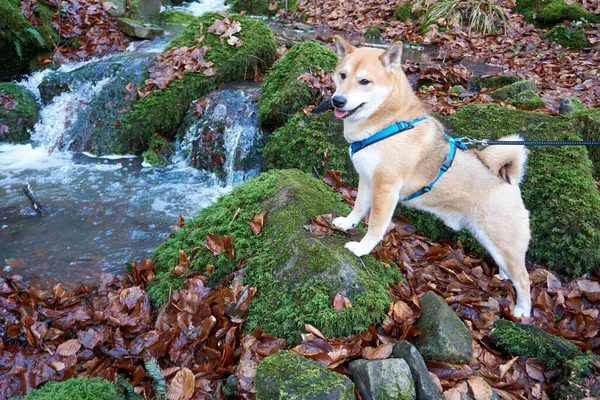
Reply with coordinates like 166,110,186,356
332,95,347,108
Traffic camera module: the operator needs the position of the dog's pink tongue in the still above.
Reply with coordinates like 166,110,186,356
334,108,348,118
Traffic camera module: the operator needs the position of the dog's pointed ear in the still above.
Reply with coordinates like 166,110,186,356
380,42,403,71
334,35,355,59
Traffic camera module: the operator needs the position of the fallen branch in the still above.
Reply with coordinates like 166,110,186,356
23,184,46,216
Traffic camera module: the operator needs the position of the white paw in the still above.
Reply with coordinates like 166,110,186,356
345,241,373,257
512,304,531,319
333,216,355,231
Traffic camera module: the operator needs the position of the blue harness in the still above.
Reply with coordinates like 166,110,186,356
349,116,467,202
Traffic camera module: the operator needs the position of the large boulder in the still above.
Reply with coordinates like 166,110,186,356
348,358,416,400
412,292,473,364
258,41,338,129
255,351,355,400
149,169,401,344
116,18,164,39
392,341,443,400
570,108,600,178
0,83,39,144
121,13,276,154
15,377,125,400
127,0,161,20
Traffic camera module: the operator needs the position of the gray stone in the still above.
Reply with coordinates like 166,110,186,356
559,97,586,115
392,341,442,400
117,18,164,39
128,0,161,20
489,80,537,101
102,0,125,17
348,358,415,400
413,292,473,364
255,351,355,400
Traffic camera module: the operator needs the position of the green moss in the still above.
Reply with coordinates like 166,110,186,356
14,377,125,400
489,80,537,101
570,108,600,178
559,97,586,115
149,169,400,344
365,24,382,39
142,134,175,166
399,104,600,278
515,0,599,25
448,85,466,96
258,41,338,129
490,319,580,369
394,2,414,21
0,82,39,143
545,24,589,49
228,0,297,16
263,112,358,185
121,13,276,153
511,89,546,108
149,9,195,25
468,74,521,91
255,351,355,399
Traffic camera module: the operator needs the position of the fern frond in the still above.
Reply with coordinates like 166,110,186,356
25,27,46,48
117,376,143,400
13,40,22,59
144,358,166,399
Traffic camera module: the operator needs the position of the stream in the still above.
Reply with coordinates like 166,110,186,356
0,0,503,289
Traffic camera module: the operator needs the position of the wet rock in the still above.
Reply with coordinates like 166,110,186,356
413,292,473,364
255,351,355,400
117,18,164,39
0,83,39,144
392,340,442,400
102,0,125,17
348,358,416,400
128,0,162,20
489,80,537,101
559,97,585,115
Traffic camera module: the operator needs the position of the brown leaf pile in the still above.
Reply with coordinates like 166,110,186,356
0,263,257,399
294,0,600,110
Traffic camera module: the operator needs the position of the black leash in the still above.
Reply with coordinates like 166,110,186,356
459,138,600,147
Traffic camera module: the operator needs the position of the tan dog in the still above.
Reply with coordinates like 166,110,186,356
331,36,532,318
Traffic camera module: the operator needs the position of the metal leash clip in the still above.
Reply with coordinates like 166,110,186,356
458,137,490,147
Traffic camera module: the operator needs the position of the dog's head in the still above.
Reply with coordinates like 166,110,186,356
332,36,405,121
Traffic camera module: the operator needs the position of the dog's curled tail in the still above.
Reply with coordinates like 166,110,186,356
475,134,528,185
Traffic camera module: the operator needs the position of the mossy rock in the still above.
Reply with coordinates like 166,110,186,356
13,377,125,400
142,133,174,166
511,89,546,108
468,74,521,91
228,0,298,16
348,358,416,400
149,9,195,25
489,80,537,101
570,108,600,178
258,41,338,129
399,104,600,278
490,319,580,369
544,24,589,50
149,169,401,344
263,112,358,186
364,24,382,40
395,2,414,22
0,0,58,80
553,352,599,399
448,85,467,96
0,82,39,143
515,0,599,26
559,97,586,115
121,13,276,153
255,351,355,400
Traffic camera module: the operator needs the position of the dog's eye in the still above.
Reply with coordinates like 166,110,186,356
340,73,346,80
359,79,370,86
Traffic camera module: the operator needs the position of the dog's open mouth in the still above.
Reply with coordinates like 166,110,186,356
334,103,365,119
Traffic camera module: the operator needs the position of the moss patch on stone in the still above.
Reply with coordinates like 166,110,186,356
515,0,599,26
570,108,600,178
0,82,39,143
511,89,546,108
559,97,586,115
14,377,125,400
255,351,355,399
142,133,175,166
489,80,537,101
491,319,580,369
149,169,401,344
149,9,194,25
545,24,589,49
121,13,276,153
394,2,414,21
365,24,382,39
398,104,600,278
468,74,520,91
228,0,297,16
263,112,358,185
258,41,338,129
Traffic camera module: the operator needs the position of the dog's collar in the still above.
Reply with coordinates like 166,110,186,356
349,116,468,202
349,116,429,156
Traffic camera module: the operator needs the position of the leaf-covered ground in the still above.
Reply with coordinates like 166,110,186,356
1,171,599,399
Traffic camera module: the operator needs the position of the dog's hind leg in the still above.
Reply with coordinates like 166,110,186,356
470,220,531,318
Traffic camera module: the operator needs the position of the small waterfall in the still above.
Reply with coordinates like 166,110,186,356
179,87,263,186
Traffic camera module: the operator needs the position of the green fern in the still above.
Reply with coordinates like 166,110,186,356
117,376,144,400
25,27,46,48
13,40,22,59
144,358,166,399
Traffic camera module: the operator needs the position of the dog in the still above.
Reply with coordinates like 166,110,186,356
330,36,532,318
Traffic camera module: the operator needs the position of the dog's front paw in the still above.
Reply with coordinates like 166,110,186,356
333,216,355,231
345,241,373,257
512,304,531,319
